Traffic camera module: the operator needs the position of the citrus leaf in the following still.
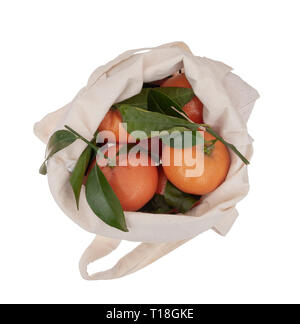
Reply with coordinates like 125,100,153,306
115,87,193,112
47,130,77,156
164,181,201,213
154,87,194,108
147,90,165,114
39,130,77,175
115,89,150,109
148,89,187,118
118,104,249,165
70,145,93,210
139,181,200,214
118,104,198,139
39,161,47,175
205,127,250,165
85,164,128,232
139,194,174,214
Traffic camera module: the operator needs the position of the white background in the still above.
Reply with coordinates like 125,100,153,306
1,0,299,304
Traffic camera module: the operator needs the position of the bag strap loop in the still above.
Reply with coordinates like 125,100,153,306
87,41,192,87
79,235,189,280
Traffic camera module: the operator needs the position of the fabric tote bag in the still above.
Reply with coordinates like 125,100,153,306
34,42,259,280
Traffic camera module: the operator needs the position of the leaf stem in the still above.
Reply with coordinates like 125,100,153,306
64,125,117,166
64,125,99,153
182,120,249,164
204,126,250,165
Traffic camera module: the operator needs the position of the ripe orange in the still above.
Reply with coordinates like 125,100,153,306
155,166,201,211
98,109,131,143
161,74,204,124
87,146,158,211
161,132,230,195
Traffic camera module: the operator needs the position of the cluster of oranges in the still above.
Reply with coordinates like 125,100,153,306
89,74,230,212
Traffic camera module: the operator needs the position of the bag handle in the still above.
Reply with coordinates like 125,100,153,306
79,209,238,280
79,235,189,280
87,41,192,87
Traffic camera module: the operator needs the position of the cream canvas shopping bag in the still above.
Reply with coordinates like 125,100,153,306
34,42,259,280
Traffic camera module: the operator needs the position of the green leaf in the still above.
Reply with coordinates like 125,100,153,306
70,145,93,210
118,104,198,139
85,164,128,232
164,181,201,213
154,87,194,108
205,127,250,165
39,161,47,175
39,130,77,175
47,130,77,156
115,89,150,109
118,104,249,165
139,181,200,214
139,194,175,214
114,87,193,113
148,89,187,118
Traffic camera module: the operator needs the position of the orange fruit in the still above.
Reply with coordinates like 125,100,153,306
161,132,230,195
98,109,132,143
87,145,158,211
155,166,201,212
161,73,204,124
